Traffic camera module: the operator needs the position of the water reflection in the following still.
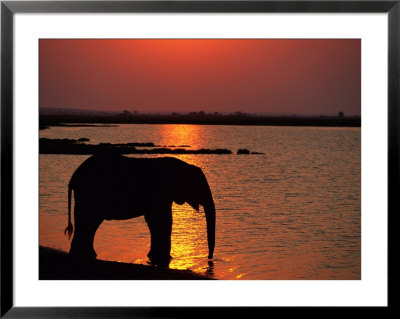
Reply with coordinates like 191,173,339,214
40,125,361,279
159,124,205,150
169,203,208,271
205,260,215,277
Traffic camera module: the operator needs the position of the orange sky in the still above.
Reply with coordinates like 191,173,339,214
39,39,360,115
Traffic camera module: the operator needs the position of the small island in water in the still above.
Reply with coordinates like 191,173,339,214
39,138,264,155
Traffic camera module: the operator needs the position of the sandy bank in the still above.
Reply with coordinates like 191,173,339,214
39,246,214,280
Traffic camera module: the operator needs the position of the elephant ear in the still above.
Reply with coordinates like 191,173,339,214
187,199,200,211
184,166,203,211
173,185,200,211
171,163,201,211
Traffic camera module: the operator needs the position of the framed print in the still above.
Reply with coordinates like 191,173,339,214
1,0,397,317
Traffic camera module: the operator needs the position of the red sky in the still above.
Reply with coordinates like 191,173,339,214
39,39,360,115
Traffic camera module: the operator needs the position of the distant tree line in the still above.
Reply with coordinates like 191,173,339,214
119,110,255,117
40,111,360,127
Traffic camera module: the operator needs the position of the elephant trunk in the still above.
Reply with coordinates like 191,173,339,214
203,195,216,259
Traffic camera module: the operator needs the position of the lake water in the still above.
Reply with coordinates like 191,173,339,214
40,124,361,280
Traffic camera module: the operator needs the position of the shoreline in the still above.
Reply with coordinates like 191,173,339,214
39,246,214,280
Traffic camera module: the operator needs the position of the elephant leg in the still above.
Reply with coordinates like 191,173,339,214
69,202,103,260
145,209,172,267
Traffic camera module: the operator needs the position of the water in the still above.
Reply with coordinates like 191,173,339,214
40,124,361,279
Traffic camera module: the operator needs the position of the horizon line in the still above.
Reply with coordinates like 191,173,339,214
39,107,361,117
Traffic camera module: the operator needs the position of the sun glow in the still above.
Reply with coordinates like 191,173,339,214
169,202,209,271
155,125,211,272
159,124,205,150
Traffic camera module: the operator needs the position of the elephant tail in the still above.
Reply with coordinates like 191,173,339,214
64,181,74,239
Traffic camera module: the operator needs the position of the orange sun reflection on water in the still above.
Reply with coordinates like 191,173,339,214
159,124,205,150
170,203,208,271
158,125,211,272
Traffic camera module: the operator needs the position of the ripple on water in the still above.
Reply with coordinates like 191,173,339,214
40,125,360,279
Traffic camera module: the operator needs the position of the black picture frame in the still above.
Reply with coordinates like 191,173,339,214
1,0,396,317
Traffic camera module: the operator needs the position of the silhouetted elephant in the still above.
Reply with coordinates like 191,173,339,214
65,153,216,267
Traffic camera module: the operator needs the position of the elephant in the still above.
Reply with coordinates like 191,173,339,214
64,153,216,267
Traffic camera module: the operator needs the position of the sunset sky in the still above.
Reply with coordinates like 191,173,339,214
39,39,361,116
